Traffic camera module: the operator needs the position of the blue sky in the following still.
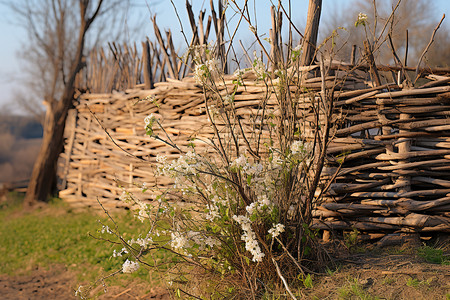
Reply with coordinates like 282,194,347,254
1,0,449,114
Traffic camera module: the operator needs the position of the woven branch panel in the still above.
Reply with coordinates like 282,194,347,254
58,70,450,233
315,76,450,232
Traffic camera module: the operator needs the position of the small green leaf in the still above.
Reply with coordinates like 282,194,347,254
303,274,313,288
175,288,181,298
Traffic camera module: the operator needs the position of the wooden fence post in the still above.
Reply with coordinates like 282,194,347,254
300,0,322,66
142,40,154,89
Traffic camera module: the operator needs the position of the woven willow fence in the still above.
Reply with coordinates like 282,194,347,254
58,67,450,233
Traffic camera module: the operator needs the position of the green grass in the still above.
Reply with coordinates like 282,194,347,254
406,277,432,288
417,245,450,265
337,278,380,300
0,192,171,286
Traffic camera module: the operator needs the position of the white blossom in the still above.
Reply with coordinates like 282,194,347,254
135,201,149,222
122,259,140,273
156,154,167,164
171,231,189,251
193,63,207,84
233,215,265,262
206,202,220,221
113,247,128,257
230,154,247,170
205,59,220,72
355,12,368,27
246,194,272,215
101,225,112,234
290,140,313,161
132,236,153,248
75,285,85,299
268,223,285,238
290,140,305,155
144,114,153,125
252,54,266,80
233,68,244,78
119,191,133,204
223,94,234,105
144,113,156,131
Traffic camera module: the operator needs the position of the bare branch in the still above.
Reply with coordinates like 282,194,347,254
414,14,446,84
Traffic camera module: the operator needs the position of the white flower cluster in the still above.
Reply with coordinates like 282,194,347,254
101,225,112,234
141,182,147,192
230,154,247,170
231,154,273,203
193,59,221,84
291,140,312,155
291,44,302,61
230,154,278,220
75,285,86,299
246,194,271,215
113,234,153,259
188,231,220,250
119,189,150,222
223,94,234,106
268,223,285,238
136,237,152,247
119,191,133,204
231,155,264,178
233,215,265,262
206,192,227,221
252,52,266,80
122,259,140,273
171,231,189,251
355,12,368,27
144,113,156,132
193,64,207,84
170,230,219,253
205,59,220,73
233,69,245,85
113,247,128,257
156,154,167,164
207,104,219,121
290,140,313,164
157,151,207,191
135,201,149,222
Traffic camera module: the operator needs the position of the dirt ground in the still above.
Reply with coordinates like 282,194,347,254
302,252,450,299
0,251,448,299
0,265,171,300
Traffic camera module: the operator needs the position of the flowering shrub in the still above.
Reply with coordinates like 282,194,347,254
79,47,331,298
84,6,336,300
94,44,331,297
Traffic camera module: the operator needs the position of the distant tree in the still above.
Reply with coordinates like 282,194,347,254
320,0,447,66
5,0,147,206
424,24,450,67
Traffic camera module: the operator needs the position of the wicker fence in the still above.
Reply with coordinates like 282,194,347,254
314,74,450,233
58,65,450,233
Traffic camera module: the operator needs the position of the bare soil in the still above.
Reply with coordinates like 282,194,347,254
0,265,171,300
0,251,448,299
302,252,450,299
